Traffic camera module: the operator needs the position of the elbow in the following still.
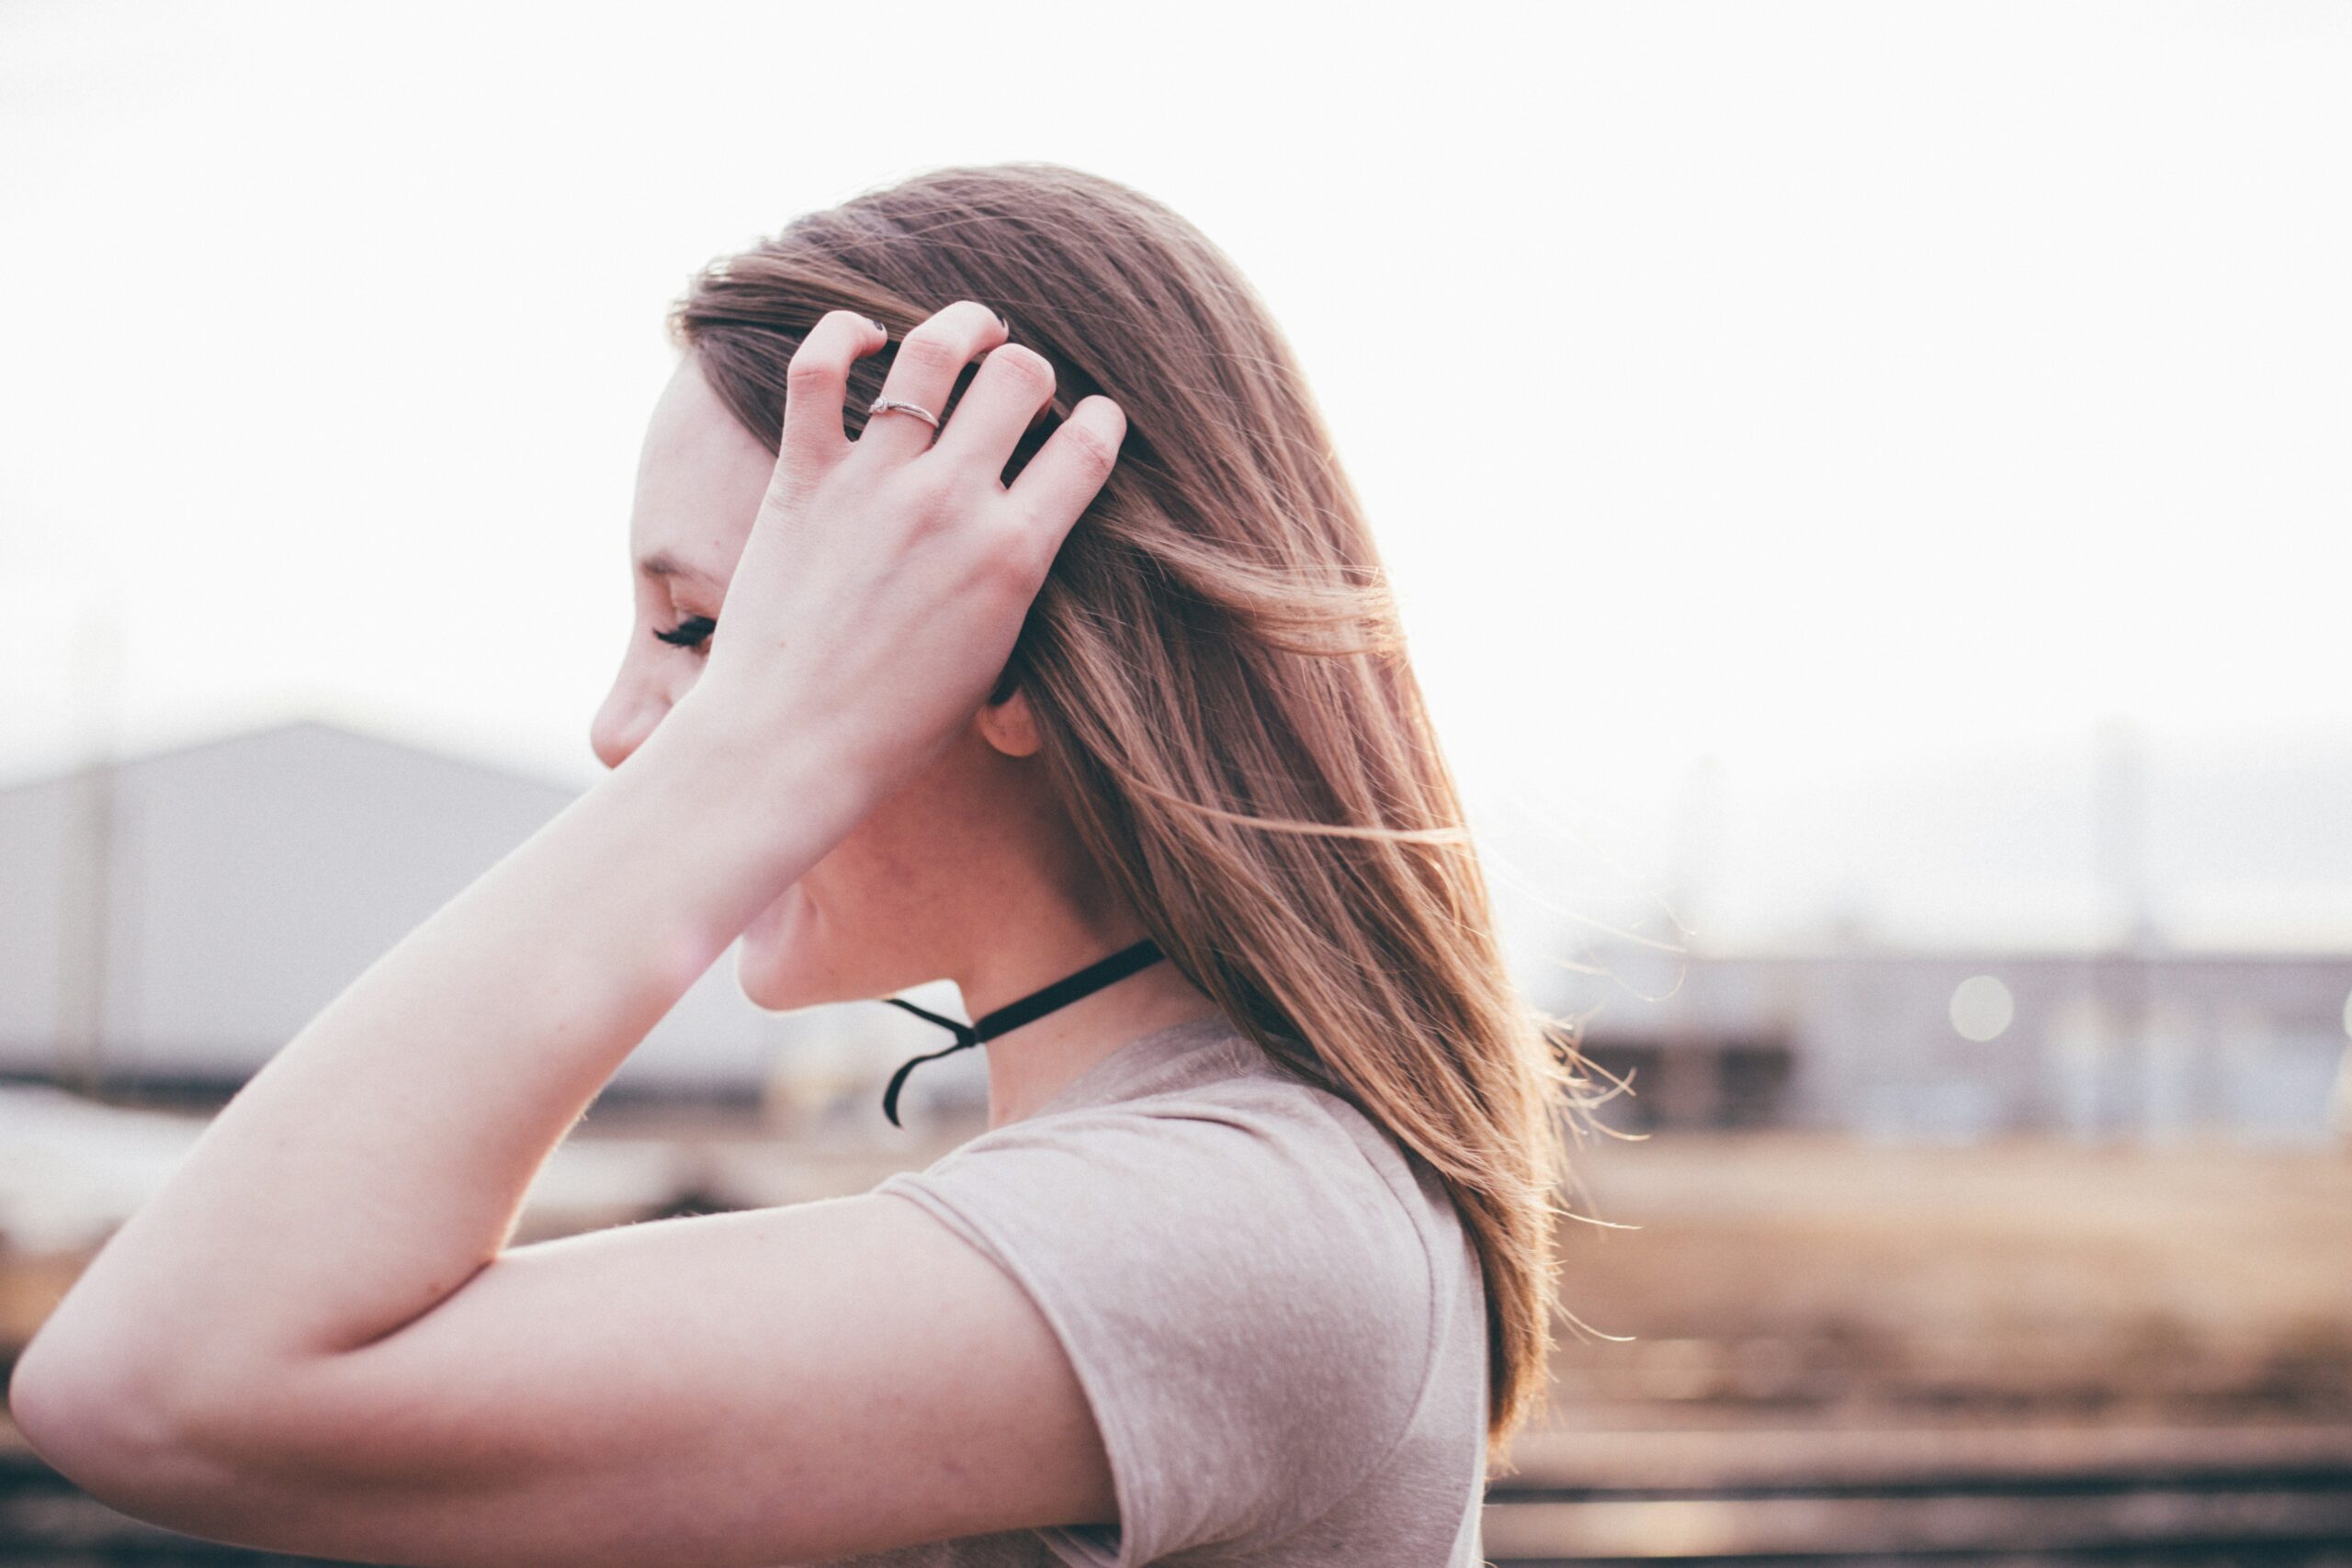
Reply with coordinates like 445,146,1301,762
10,1335,154,1491
8,1334,243,1527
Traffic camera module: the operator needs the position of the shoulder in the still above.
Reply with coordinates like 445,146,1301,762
873,1061,1449,1556
888,1062,1442,1357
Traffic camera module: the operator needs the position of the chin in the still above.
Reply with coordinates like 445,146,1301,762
735,871,955,1015
736,883,829,1012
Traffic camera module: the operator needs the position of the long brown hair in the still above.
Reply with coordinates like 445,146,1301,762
668,162,1618,1472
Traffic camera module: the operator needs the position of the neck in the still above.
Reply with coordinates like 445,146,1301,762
953,926,1222,1129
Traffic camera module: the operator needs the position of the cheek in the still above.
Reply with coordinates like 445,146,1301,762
803,804,928,912
745,807,901,938
744,766,966,950
738,810,926,995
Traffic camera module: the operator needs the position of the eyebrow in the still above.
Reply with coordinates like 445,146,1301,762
637,551,719,585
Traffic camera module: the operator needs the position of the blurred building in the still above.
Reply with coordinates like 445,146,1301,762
0,719,903,1113
11,717,2346,1148
1551,933,2352,1145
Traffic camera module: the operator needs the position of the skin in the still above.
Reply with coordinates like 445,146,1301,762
8,300,1224,1564
594,331,1219,1124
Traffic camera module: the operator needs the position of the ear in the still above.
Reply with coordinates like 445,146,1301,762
974,679,1044,758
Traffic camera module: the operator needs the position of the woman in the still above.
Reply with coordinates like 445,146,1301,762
10,163,1608,1564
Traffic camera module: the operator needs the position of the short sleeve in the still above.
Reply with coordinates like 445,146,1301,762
871,1085,1437,1566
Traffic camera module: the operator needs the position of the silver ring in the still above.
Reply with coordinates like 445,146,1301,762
867,396,940,430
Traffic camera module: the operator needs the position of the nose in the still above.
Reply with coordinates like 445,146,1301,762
590,671,664,772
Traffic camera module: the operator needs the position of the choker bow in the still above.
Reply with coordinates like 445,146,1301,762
877,938,1166,1128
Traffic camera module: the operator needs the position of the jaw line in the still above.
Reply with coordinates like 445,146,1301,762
740,881,809,1010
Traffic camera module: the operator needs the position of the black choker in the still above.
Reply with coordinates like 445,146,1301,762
877,938,1167,1128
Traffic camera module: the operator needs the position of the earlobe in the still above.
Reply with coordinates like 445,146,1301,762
976,682,1044,758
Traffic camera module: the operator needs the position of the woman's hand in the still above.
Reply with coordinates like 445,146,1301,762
1,299,1128,1546
683,299,1125,810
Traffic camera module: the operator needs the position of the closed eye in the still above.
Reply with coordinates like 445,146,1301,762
653,615,716,653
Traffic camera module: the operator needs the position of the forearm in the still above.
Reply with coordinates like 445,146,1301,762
20,694,866,1414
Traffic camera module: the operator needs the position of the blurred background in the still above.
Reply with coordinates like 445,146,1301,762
5,1,2349,1561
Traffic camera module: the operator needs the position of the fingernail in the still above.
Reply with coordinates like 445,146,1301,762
989,308,1011,335
866,316,888,337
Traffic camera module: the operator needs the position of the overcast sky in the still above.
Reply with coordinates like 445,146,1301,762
6,1,2348,957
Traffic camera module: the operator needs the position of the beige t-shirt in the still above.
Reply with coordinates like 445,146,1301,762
803,1010,1489,1568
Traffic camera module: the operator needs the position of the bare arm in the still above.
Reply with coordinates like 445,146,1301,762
8,301,1131,1563
9,691,850,1415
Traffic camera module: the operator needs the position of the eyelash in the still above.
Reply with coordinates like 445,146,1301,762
653,615,716,655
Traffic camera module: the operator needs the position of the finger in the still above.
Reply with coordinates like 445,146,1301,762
1005,396,1126,542
926,343,1057,483
779,310,888,472
858,300,1010,463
